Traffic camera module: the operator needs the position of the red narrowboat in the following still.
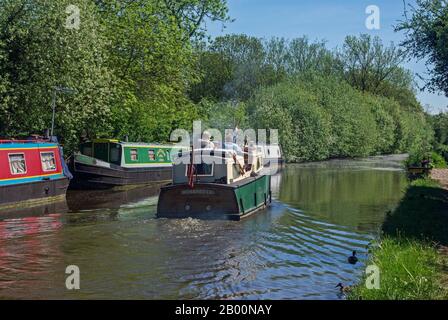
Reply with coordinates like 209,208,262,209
0,138,71,209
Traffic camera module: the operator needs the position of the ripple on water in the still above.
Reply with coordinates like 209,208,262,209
0,155,407,299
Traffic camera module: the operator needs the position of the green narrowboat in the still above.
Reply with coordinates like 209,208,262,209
157,147,272,220
70,139,181,189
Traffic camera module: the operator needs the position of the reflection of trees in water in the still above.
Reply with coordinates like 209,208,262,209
278,164,408,230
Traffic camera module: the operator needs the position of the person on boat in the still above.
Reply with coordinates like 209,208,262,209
199,131,215,149
245,141,257,171
224,133,243,154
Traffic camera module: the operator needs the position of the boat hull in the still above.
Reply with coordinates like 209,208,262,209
70,160,172,189
0,177,69,210
157,175,271,221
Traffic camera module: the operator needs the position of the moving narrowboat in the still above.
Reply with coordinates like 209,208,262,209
0,138,71,209
70,139,181,189
157,147,271,220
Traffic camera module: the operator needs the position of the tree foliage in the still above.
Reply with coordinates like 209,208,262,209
249,75,432,162
0,0,114,150
397,0,448,96
158,0,231,40
194,34,431,162
96,0,200,142
338,35,406,94
0,1,435,162
0,0,229,149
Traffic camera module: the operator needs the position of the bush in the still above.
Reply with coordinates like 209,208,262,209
305,75,378,157
248,74,430,162
431,152,447,168
250,80,331,162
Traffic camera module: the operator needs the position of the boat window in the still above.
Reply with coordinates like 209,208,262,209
9,153,27,175
41,152,56,171
94,142,109,162
148,149,155,161
130,149,138,161
196,163,213,176
110,145,120,164
82,146,92,157
185,163,214,177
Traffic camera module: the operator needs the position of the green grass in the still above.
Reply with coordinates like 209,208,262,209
349,178,448,300
349,237,447,300
431,152,448,169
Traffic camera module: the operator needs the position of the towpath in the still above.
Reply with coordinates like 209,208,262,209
431,169,448,190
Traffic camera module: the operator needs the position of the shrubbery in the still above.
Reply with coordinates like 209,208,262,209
248,75,432,162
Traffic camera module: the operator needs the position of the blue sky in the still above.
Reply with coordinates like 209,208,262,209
207,0,448,113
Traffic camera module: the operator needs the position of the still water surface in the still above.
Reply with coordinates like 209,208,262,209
0,155,407,299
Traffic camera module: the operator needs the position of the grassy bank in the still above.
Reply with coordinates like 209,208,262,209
349,178,448,300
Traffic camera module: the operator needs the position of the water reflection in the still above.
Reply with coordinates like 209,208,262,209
0,155,408,299
280,156,407,231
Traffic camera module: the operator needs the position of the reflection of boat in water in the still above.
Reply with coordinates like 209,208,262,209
66,184,161,211
270,172,282,197
69,139,182,189
0,184,161,222
157,148,271,220
0,199,68,221
0,137,71,210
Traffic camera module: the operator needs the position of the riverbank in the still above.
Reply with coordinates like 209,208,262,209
349,178,448,300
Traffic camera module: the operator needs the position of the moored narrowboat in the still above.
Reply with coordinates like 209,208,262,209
0,138,71,209
157,147,271,220
70,139,182,189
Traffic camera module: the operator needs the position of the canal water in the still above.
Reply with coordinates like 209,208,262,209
0,155,408,299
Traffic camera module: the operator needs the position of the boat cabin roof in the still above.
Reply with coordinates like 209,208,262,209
87,139,178,149
172,148,264,185
0,139,57,148
175,148,238,161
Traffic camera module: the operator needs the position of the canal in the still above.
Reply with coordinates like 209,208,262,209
0,155,408,299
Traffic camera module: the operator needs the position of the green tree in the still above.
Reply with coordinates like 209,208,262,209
209,34,268,101
96,0,205,142
397,0,448,96
248,74,430,162
338,34,407,95
0,0,114,151
189,47,234,102
430,112,448,159
432,113,448,146
158,0,231,40
283,37,338,76
198,99,248,134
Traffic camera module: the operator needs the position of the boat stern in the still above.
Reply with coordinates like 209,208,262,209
157,184,241,220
